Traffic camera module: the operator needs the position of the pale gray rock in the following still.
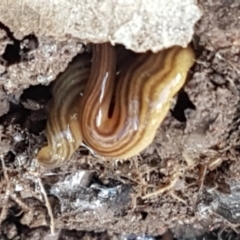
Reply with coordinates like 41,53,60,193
0,0,201,52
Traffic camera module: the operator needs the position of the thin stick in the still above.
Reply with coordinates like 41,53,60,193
141,174,179,200
37,177,55,235
0,158,10,226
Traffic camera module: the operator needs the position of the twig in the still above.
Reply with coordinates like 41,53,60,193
141,174,179,200
10,195,30,212
37,177,55,235
0,158,10,226
169,191,186,205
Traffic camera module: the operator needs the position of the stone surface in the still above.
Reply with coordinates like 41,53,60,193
0,0,201,53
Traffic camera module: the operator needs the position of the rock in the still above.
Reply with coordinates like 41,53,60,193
0,0,201,53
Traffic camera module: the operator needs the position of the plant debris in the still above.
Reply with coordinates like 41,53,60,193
1,0,240,239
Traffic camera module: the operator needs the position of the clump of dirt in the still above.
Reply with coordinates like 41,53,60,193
1,0,240,239
196,0,240,50
0,22,83,107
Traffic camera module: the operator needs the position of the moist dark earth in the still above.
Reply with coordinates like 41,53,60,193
1,0,240,239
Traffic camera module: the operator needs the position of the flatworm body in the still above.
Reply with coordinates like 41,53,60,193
37,43,195,168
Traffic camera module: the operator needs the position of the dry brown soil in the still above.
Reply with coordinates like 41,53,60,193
1,0,240,239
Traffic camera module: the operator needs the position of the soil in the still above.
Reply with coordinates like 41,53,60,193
1,0,240,239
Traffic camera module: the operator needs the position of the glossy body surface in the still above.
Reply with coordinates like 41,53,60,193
37,54,91,167
37,43,195,168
